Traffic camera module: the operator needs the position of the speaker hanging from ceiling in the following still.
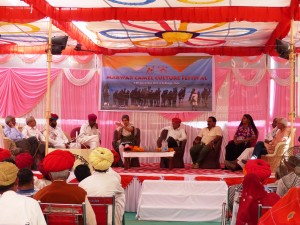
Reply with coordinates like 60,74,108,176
275,39,290,60
51,36,68,55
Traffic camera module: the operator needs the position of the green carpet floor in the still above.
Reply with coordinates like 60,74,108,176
124,212,219,225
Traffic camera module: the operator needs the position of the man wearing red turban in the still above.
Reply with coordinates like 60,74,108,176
43,113,69,149
158,117,187,168
77,113,101,149
0,148,11,162
33,150,96,225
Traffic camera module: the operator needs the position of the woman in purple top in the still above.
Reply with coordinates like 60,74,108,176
224,114,258,165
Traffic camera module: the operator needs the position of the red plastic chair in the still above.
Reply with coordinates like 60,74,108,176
39,202,86,225
88,196,116,225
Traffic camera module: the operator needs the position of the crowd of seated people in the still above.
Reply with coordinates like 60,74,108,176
1,112,300,225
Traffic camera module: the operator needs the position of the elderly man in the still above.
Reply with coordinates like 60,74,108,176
79,147,125,225
4,115,39,156
77,113,101,149
0,162,46,225
44,113,69,148
22,116,46,168
33,150,96,225
190,116,223,169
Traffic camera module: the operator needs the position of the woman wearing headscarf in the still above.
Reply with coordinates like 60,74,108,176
236,173,280,225
224,114,258,167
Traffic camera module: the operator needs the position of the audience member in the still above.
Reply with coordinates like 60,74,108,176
79,147,125,225
224,114,258,167
33,150,96,225
230,159,276,225
250,117,290,159
190,116,223,169
113,114,137,165
258,187,300,225
236,173,280,225
15,152,33,169
276,156,300,197
0,162,46,225
225,118,278,171
17,168,38,197
4,115,39,156
22,116,46,167
78,113,101,149
74,164,91,182
0,148,11,162
44,113,69,148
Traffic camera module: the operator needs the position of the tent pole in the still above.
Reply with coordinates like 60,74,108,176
45,18,52,155
289,19,295,146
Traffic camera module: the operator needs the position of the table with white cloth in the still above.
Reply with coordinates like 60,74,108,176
48,148,93,171
137,180,228,222
123,151,175,170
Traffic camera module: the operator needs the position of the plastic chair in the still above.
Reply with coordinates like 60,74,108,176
39,202,87,225
199,137,223,169
70,127,89,149
88,196,116,225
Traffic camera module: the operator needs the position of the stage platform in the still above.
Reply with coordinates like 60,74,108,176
114,163,275,214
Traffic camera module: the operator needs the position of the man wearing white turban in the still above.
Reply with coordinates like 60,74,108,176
79,147,125,225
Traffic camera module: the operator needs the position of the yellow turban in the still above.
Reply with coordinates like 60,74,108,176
89,147,114,171
0,162,19,186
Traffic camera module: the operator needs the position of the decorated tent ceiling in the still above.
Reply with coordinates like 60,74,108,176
0,0,300,56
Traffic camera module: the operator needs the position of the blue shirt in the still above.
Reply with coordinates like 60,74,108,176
4,123,24,142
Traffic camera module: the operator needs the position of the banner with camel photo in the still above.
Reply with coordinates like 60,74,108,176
99,56,214,112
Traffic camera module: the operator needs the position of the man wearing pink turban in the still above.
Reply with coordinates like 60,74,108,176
77,113,101,149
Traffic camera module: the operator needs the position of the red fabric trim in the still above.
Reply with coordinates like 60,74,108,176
223,177,244,186
195,176,221,181
0,6,45,23
120,175,134,189
163,176,184,181
136,176,160,184
22,1,292,22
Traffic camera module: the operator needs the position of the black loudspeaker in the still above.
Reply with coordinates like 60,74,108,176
275,39,290,60
51,36,68,55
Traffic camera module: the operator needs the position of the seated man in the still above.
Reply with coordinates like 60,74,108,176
158,117,187,168
22,116,46,168
0,162,46,225
77,113,101,149
113,114,138,166
80,147,125,225
4,115,39,156
190,116,223,169
33,150,96,225
17,168,38,197
225,118,279,171
44,113,69,149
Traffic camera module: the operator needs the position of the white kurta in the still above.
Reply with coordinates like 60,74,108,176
22,125,46,142
79,171,125,225
44,126,69,148
78,123,101,148
0,190,47,225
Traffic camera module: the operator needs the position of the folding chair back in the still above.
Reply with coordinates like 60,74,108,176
88,196,116,225
39,202,86,225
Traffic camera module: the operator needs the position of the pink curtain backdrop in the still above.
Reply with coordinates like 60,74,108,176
227,68,268,141
0,68,60,117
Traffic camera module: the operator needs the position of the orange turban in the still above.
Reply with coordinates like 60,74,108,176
244,159,271,182
43,150,75,172
172,118,181,124
0,148,11,162
15,153,33,169
50,113,59,120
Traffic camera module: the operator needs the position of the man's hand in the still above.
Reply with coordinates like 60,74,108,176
115,121,122,127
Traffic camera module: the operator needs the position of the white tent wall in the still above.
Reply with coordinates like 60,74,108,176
0,54,298,165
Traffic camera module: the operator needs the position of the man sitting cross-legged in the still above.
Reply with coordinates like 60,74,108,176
190,116,223,169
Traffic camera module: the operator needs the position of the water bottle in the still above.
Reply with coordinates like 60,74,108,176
162,140,168,152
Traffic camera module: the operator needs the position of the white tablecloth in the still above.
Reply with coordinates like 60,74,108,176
123,151,175,158
136,180,227,222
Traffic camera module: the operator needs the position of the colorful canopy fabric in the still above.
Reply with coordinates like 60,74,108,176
0,0,299,56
